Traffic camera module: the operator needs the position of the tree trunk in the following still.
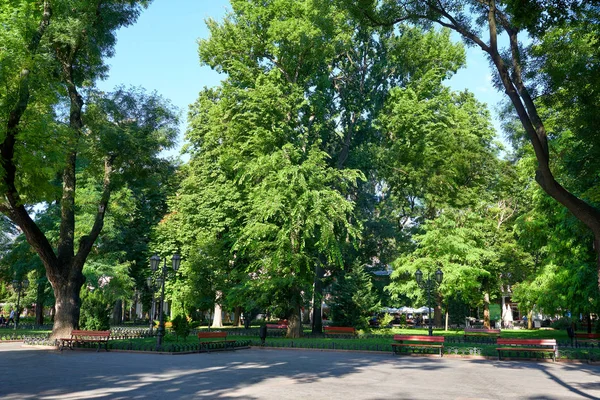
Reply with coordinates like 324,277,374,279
434,294,442,328
445,308,449,331
211,291,223,328
35,280,46,326
311,263,324,334
50,270,85,338
112,300,122,326
528,310,533,330
287,305,302,338
483,293,491,329
233,306,242,327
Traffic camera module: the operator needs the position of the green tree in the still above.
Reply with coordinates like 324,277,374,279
0,0,178,338
330,263,381,329
347,0,600,291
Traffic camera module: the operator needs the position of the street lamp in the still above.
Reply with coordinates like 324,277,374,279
12,279,29,330
149,253,181,348
415,268,443,336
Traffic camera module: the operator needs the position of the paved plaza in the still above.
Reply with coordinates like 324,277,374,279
1,342,599,399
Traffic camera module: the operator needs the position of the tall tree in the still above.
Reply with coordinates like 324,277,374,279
347,0,600,291
0,0,181,337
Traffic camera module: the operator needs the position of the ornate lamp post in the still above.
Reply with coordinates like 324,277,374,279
415,268,443,336
12,279,29,330
149,253,181,348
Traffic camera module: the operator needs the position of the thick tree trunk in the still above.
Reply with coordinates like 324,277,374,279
112,300,122,325
233,306,242,327
50,270,85,338
287,305,302,338
483,293,491,329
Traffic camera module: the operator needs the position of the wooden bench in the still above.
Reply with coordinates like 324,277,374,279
496,338,557,362
265,324,288,329
464,328,501,340
324,326,356,336
391,335,445,357
59,330,110,352
197,332,237,353
575,332,600,346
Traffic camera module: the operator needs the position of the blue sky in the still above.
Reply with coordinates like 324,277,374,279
97,0,505,156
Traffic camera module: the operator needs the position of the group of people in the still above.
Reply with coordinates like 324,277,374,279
0,309,15,327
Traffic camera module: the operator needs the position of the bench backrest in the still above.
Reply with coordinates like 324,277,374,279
266,324,288,329
394,335,445,343
71,330,110,338
324,326,356,334
197,332,227,339
497,338,556,346
464,328,501,334
575,333,600,339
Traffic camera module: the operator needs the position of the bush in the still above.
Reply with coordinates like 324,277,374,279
80,292,111,330
551,317,572,330
171,315,191,341
378,313,393,327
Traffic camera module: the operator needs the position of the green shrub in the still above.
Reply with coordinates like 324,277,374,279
79,291,110,330
171,315,191,341
379,313,393,327
551,317,572,330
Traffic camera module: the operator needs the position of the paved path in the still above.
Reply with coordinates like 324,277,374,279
1,342,599,399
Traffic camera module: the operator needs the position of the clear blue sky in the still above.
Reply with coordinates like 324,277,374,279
97,0,504,156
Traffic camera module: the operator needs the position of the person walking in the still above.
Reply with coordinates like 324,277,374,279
8,309,15,326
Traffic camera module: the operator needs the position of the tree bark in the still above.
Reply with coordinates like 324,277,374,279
233,306,242,327
35,281,46,326
483,293,491,329
434,294,443,328
50,270,85,338
287,305,302,338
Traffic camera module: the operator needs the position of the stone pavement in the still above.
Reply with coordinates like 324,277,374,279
1,342,599,399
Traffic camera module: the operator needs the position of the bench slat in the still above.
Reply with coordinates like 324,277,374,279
59,330,110,352
392,335,444,357
324,327,356,335
496,338,556,362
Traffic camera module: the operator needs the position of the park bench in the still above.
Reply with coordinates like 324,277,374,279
197,332,237,353
59,330,110,352
265,323,288,329
391,335,445,357
575,332,600,346
324,326,356,336
496,338,557,362
464,328,501,341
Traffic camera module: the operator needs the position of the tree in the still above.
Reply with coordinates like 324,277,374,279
0,0,179,337
330,263,381,329
347,0,600,291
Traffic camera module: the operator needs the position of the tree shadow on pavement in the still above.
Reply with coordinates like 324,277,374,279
0,347,449,399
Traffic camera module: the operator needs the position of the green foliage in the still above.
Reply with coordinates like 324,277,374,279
171,314,191,341
79,289,111,330
330,264,381,329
